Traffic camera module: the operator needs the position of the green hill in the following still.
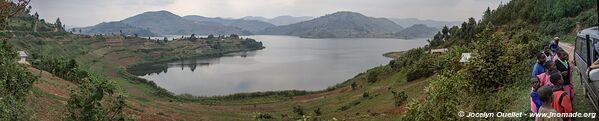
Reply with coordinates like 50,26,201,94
259,11,404,38
77,21,156,36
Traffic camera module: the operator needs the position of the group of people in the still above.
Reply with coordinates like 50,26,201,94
530,37,575,121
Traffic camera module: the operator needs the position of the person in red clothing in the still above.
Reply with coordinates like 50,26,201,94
549,70,572,121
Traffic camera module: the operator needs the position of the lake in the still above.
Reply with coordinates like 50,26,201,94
135,35,428,96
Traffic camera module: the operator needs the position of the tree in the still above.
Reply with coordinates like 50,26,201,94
466,27,510,92
483,7,491,20
367,70,379,83
189,34,197,42
66,76,126,121
0,0,30,30
429,32,444,47
230,34,239,39
26,5,31,14
441,25,449,40
66,59,77,71
207,34,215,39
55,18,63,31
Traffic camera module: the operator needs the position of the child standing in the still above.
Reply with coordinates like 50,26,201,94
531,77,542,113
549,71,572,121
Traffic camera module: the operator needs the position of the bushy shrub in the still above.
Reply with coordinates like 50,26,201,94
66,75,128,121
388,48,426,70
367,69,380,83
392,90,408,107
254,113,274,119
405,56,434,82
401,74,469,120
313,107,322,116
466,28,512,92
350,82,358,90
293,105,305,116
31,57,88,84
362,91,370,98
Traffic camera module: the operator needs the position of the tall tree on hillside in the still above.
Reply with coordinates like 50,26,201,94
25,5,30,14
483,7,491,21
55,18,63,32
441,26,449,40
0,0,30,30
33,12,38,32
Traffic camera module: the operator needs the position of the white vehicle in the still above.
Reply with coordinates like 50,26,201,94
575,26,599,111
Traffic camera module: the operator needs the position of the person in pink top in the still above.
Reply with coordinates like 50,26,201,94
537,60,557,87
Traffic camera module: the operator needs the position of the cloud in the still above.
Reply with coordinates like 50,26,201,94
29,0,505,27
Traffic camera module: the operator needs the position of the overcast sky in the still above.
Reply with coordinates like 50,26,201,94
30,0,507,27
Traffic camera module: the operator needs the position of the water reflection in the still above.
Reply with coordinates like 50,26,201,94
132,51,260,75
133,35,428,96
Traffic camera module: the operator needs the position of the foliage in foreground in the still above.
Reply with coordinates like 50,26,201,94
66,75,127,121
401,0,592,120
0,40,37,120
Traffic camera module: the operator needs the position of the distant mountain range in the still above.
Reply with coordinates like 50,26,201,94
120,11,250,35
388,18,461,29
241,16,314,26
77,11,257,36
78,10,444,38
259,11,404,38
395,24,439,39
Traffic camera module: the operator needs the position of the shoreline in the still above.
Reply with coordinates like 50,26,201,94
125,49,410,101
383,50,407,59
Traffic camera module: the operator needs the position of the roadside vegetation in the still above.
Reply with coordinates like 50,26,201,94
402,0,597,120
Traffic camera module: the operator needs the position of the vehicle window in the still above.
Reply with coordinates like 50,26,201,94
581,36,588,63
594,38,599,61
576,36,583,56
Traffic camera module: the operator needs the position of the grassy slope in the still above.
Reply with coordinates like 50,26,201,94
5,31,433,120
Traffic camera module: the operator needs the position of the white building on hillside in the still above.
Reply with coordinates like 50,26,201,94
17,51,29,65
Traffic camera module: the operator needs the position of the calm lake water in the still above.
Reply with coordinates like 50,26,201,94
136,35,428,96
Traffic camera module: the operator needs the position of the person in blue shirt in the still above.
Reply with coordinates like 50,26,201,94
549,37,560,56
532,52,547,77
543,45,552,62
